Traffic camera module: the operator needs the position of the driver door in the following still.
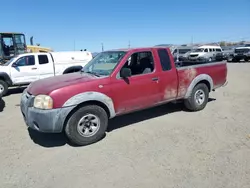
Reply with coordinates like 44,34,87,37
10,55,39,84
110,50,161,114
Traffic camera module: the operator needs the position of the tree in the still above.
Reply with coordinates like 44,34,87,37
219,41,226,46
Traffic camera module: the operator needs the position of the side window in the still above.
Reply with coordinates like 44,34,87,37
122,51,154,76
38,55,49,64
209,48,213,52
16,56,35,66
216,49,222,52
204,48,208,52
157,49,172,71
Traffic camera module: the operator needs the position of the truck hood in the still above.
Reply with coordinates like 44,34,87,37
189,52,205,56
0,65,9,73
27,72,97,95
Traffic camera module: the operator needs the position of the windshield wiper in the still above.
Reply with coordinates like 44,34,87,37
81,70,100,77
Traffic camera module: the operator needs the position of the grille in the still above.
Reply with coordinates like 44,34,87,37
190,54,198,57
235,49,249,53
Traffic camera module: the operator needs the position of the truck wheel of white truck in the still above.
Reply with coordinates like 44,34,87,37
65,105,108,146
184,83,209,111
0,80,8,97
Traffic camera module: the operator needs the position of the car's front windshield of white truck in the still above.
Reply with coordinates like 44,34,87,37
194,48,204,52
81,51,127,76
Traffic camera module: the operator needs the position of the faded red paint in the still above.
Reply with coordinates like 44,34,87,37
27,47,227,114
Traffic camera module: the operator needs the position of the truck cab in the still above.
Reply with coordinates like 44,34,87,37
0,33,27,64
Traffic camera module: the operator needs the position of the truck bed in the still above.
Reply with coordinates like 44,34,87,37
175,60,227,98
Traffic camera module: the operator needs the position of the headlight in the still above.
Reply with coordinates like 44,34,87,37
33,95,53,109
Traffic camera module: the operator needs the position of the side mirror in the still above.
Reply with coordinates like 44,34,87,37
120,68,131,78
12,62,18,67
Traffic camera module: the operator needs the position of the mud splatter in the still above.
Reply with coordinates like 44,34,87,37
164,88,177,99
178,68,197,97
183,68,197,82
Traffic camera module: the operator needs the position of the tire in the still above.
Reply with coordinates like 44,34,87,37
184,83,209,111
232,58,237,62
0,80,8,97
65,105,108,146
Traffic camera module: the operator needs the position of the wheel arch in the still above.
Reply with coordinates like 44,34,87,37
184,74,213,99
63,65,83,74
0,72,12,86
62,91,116,118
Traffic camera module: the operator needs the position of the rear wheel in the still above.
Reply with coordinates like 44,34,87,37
0,80,8,97
184,83,209,111
65,105,108,146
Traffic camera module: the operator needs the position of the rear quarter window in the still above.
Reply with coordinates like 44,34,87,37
157,49,172,71
38,55,49,64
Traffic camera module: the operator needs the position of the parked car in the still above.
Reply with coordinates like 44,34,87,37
172,46,193,62
20,46,228,146
188,45,222,62
0,51,93,96
215,46,234,61
232,46,250,62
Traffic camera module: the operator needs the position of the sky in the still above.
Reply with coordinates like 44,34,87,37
2,0,250,52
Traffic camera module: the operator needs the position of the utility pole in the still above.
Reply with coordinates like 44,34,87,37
101,43,104,52
128,40,131,48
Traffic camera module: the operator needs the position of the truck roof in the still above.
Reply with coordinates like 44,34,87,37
106,46,171,52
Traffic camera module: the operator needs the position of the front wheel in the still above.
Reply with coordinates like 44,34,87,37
184,83,209,111
65,105,108,146
0,80,8,97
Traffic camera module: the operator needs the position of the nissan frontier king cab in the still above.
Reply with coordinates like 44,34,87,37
20,47,228,146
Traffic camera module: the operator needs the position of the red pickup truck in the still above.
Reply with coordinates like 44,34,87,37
20,47,227,146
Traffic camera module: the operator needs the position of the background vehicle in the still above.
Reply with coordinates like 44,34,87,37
0,32,27,64
188,45,222,62
171,46,193,62
27,36,53,53
20,46,227,146
0,51,92,96
232,46,250,62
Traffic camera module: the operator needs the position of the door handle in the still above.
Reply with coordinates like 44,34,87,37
152,77,159,81
31,67,37,70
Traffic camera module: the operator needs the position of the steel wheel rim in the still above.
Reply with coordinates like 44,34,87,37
194,89,205,105
77,114,100,137
0,84,4,94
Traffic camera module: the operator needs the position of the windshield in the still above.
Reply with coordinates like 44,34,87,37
194,48,204,52
1,57,17,66
178,49,191,54
14,34,26,54
81,51,127,76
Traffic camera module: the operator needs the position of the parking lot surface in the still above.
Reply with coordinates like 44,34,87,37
0,63,250,188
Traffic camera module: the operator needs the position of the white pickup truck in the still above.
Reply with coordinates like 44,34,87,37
0,51,93,96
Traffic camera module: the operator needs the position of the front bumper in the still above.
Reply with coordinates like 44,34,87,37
20,90,75,133
234,54,250,60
